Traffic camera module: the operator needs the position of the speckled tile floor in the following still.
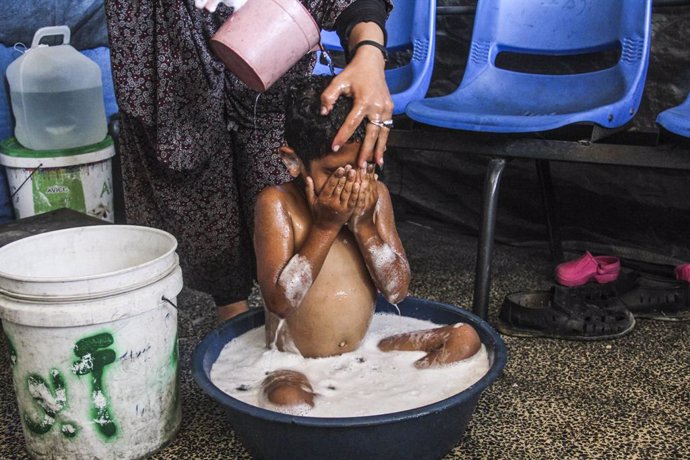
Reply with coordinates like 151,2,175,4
1,219,689,459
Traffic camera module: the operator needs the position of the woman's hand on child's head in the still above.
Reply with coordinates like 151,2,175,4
320,49,392,169
306,166,359,232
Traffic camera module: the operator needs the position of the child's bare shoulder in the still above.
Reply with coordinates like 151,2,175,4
257,182,299,204
255,182,302,215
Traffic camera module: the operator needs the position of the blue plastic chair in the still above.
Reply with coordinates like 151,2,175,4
657,95,690,138
401,0,652,320
406,0,652,132
313,0,436,115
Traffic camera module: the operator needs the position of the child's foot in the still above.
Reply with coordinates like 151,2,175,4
261,369,315,407
378,323,481,368
217,300,249,324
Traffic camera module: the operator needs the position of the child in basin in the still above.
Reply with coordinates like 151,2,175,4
254,76,481,410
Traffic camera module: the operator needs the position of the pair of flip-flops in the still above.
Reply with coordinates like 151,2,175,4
498,253,690,341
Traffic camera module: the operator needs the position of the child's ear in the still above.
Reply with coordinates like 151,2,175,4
278,146,304,178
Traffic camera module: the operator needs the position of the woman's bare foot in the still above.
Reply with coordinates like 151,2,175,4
217,300,249,323
261,369,315,407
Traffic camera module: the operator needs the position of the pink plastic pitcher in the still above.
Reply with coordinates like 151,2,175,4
211,0,321,92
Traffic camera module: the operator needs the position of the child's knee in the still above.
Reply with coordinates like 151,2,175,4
414,323,481,368
449,323,481,360
261,370,315,407
266,384,314,407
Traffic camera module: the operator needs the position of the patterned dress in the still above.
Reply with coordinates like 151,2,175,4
105,0,360,305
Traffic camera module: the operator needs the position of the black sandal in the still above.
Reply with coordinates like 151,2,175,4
498,284,635,340
618,273,690,321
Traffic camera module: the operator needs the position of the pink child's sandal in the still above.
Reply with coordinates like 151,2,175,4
555,251,621,287
675,263,690,283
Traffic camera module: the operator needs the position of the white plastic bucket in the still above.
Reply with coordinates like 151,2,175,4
0,226,183,459
0,137,115,222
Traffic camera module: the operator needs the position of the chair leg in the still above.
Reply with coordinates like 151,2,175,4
472,157,506,321
108,114,126,225
535,159,563,262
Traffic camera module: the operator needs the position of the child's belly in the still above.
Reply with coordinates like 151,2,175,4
286,235,376,358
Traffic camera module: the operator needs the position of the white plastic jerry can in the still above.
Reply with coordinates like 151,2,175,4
5,26,107,151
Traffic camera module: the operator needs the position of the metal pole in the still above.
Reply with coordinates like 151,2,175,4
472,157,506,320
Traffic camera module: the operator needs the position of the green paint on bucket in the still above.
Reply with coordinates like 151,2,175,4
72,332,118,440
74,332,115,356
61,423,79,438
23,369,79,438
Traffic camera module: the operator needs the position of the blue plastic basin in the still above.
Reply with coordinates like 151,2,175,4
192,296,507,460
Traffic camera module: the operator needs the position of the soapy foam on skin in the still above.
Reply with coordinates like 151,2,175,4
210,314,490,417
367,238,408,302
270,199,292,241
369,240,396,267
272,318,302,355
278,254,312,310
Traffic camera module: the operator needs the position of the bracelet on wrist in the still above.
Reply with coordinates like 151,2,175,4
350,40,388,62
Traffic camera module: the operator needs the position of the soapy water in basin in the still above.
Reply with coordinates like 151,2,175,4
210,313,490,417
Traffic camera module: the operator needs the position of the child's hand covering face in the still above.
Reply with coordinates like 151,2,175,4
305,165,359,232
349,164,378,229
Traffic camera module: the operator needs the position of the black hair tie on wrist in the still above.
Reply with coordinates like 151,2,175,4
350,40,388,62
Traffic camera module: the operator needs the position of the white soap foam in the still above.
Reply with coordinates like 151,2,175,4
278,254,312,309
367,240,408,301
369,240,397,267
210,313,490,418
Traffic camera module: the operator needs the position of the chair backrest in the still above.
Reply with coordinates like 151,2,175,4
314,0,436,115
463,0,651,84
656,94,690,138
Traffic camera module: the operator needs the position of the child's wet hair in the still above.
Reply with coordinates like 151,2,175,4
284,76,366,166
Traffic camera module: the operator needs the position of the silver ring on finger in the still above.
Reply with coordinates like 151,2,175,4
367,117,394,129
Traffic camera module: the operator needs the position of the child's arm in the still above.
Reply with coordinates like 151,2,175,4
255,167,359,318
349,166,410,304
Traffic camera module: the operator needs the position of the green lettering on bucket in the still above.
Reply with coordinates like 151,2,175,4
100,179,112,197
74,333,114,355
72,332,118,440
61,422,78,438
23,370,79,438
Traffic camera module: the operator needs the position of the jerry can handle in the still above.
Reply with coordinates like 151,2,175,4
31,25,71,48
